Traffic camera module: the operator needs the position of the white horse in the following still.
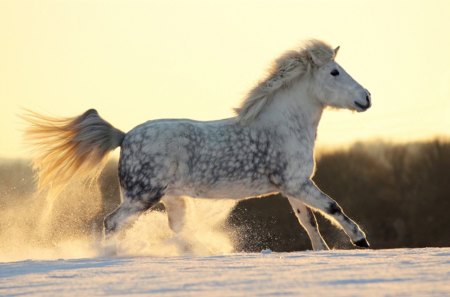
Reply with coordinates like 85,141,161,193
24,40,371,250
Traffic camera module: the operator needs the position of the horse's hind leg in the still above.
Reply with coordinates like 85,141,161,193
103,188,165,238
287,198,329,251
162,196,186,233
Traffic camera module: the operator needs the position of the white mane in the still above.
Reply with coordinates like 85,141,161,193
234,40,336,123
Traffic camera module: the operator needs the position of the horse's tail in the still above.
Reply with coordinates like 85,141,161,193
22,109,125,193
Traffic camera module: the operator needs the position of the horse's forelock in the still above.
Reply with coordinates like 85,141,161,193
303,39,336,66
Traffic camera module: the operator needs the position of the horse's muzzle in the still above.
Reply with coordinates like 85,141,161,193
354,91,371,111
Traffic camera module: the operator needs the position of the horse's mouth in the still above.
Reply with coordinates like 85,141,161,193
354,100,371,111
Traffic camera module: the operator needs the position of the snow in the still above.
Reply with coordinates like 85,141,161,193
0,195,449,296
1,248,449,296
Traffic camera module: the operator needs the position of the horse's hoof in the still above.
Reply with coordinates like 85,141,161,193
352,238,370,248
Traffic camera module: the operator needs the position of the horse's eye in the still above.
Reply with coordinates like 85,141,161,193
330,69,340,76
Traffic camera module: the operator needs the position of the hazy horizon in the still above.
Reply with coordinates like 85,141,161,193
1,0,449,158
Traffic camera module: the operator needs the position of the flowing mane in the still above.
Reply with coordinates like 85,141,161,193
234,39,336,123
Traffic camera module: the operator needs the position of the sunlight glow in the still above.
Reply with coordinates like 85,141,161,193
0,0,449,157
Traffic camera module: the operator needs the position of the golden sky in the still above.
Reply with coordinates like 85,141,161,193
0,0,449,158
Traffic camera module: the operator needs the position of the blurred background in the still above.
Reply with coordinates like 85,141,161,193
0,0,449,252
1,139,449,251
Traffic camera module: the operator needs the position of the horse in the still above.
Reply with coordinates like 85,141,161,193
23,40,371,251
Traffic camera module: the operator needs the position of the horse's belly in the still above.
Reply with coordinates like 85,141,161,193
167,180,278,199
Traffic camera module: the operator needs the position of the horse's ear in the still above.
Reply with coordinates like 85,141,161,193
334,46,340,57
308,50,323,66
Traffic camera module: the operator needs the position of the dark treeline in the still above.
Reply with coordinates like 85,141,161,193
1,139,449,251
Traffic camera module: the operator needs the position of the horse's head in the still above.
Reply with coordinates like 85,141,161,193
308,45,371,112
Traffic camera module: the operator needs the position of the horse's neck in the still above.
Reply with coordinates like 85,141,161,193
256,80,323,144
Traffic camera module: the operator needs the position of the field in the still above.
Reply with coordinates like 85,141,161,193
1,248,449,296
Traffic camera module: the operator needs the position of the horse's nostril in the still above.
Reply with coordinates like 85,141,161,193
365,94,372,108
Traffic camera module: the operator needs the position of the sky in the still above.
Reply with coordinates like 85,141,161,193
0,0,449,158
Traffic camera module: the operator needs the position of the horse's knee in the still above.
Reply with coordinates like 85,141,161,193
326,201,342,215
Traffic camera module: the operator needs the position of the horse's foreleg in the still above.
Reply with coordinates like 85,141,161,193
162,196,186,233
284,180,369,248
287,198,329,251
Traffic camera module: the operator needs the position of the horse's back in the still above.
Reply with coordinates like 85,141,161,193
121,117,235,155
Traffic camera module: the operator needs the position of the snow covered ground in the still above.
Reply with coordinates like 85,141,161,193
1,196,449,296
1,248,449,296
